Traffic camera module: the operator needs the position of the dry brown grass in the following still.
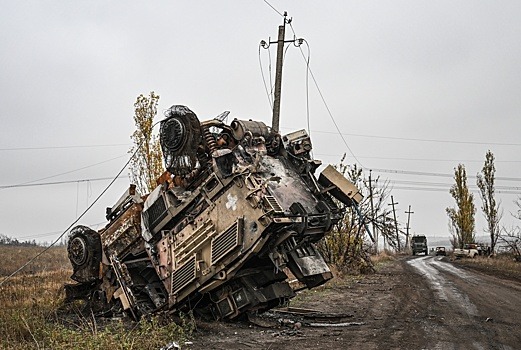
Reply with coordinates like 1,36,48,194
370,251,396,267
0,245,193,349
0,245,70,277
453,254,521,282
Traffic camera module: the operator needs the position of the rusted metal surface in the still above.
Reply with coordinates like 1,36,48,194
65,105,361,321
101,202,143,259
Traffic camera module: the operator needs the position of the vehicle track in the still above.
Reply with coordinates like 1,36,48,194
186,257,521,349
407,256,520,350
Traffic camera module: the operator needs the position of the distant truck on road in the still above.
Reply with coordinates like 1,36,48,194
411,235,428,255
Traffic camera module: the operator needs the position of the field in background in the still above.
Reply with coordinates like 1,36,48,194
0,245,193,349
0,245,69,276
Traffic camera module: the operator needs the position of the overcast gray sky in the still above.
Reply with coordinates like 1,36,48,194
1,1,521,245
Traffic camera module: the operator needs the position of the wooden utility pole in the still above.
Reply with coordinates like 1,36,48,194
261,12,301,133
405,205,414,252
389,196,400,251
271,13,287,133
368,170,377,253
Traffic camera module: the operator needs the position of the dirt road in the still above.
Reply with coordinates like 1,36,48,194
187,256,521,349
407,256,520,349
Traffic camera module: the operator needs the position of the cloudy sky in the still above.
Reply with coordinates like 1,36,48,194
1,1,521,245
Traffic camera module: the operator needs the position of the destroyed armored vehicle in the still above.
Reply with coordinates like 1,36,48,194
65,105,362,320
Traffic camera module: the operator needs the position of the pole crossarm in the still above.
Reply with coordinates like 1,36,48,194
259,12,304,133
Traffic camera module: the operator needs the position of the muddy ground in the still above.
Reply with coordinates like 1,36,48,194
185,256,521,350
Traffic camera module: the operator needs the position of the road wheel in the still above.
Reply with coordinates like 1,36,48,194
67,225,102,283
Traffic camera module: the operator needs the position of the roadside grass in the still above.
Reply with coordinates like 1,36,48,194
370,251,396,269
0,245,194,349
453,254,521,282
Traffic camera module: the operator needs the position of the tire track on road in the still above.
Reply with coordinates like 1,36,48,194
406,256,514,350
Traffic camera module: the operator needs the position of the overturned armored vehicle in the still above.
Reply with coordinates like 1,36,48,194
66,105,362,320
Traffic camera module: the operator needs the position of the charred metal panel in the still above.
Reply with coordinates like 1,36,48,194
101,203,143,259
287,244,332,289
318,165,363,205
105,184,142,221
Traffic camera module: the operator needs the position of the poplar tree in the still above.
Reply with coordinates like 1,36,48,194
129,92,165,194
477,150,501,253
446,164,476,248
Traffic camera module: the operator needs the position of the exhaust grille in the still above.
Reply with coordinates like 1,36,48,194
264,195,283,213
146,196,167,230
211,219,243,265
172,255,196,294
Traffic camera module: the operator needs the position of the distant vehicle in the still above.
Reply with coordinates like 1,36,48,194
411,235,428,255
454,243,479,258
435,247,447,256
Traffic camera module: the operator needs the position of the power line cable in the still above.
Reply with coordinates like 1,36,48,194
305,129,521,147
279,127,521,147
389,179,521,191
302,39,311,140
257,8,363,166
0,154,128,191
262,0,284,17
288,22,365,169
259,44,274,109
390,185,520,195
372,168,521,182
0,154,131,287
0,143,130,152
313,153,521,164
2,221,108,241
0,176,127,189
0,118,158,286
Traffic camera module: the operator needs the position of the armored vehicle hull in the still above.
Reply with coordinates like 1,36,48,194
65,105,362,320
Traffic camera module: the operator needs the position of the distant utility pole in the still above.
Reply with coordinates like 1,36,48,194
389,196,400,251
405,205,414,252
368,170,377,253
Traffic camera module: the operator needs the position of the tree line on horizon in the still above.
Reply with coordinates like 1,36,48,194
0,233,40,247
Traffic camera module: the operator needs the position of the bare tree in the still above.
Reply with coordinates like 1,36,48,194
499,226,521,257
129,92,165,194
446,164,476,248
317,155,398,273
499,198,521,258
476,150,502,253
